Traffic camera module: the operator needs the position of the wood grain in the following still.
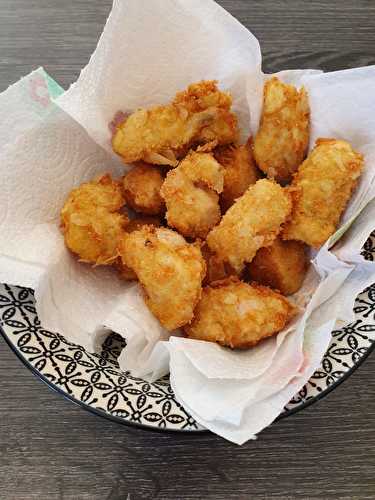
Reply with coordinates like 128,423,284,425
1,1,375,499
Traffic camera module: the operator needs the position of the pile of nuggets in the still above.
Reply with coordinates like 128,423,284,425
61,78,364,349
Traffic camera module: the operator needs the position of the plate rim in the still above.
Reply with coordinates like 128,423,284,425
0,324,202,435
2,321,374,433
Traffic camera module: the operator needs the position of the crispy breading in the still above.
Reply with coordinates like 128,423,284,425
125,216,162,233
254,77,310,184
119,226,206,330
112,81,238,166
61,174,128,265
123,162,165,215
116,261,138,281
282,138,364,248
116,216,162,280
206,179,292,273
201,243,239,285
160,151,224,238
184,277,296,349
247,237,308,295
173,80,233,112
214,138,260,211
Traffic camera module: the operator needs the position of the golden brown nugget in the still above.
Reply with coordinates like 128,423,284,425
247,238,308,295
123,163,165,215
119,226,206,330
206,179,292,273
125,216,162,232
160,151,224,239
185,278,296,349
116,216,162,281
61,174,128,265
253,77,310,184
112,81,238,166
201,244,238,285
282,138,364,248
214,138,260,211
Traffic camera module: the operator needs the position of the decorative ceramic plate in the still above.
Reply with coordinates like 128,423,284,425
1,233,375,432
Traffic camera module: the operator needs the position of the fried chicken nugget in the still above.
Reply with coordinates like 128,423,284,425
119,226,206,330
123,163,165,215
201,243,238,285
184,277,296,349
247,238,308,295
214,138,260,211
206,179,292,273
282,138,364,248
116,216,162,280
112,81,238,166
61,174,128,265
254,77,310,184
160,151,224,239
125,216,162,232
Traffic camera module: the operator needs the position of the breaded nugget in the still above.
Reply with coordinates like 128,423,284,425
214,138,260,211
125,216,162,232
61,174,127,265
160,151,224,239
184,277,296,349
254,77,310,184
119,226,206,330
123,163,165,215
247,238,308,295
117,261,138,281
173,81,237,146
116,216,162,280
201,243,238,285
206,179,292,273
112,81,238,166
282,138,364,248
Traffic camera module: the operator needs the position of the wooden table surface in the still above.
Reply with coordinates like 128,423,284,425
1,1,375,499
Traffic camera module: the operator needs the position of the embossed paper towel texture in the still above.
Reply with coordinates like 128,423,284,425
2,0,375,443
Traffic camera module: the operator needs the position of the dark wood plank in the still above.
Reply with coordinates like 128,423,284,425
1,1,375,499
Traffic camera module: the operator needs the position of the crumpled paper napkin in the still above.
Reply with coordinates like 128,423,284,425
1,0,375,444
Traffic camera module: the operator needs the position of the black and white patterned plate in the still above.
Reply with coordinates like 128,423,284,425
1,233,375,432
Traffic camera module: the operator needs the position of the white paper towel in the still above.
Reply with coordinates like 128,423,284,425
0,69,138,352
58,0,262,149
2,0,375,444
